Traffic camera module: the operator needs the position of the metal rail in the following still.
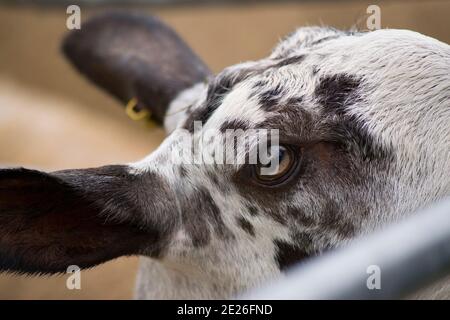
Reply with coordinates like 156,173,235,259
241,197,450,299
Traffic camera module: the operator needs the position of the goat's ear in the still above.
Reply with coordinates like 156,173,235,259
62,12,211,124
0,166,158,275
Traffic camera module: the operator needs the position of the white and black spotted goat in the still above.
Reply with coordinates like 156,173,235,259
0,12,449,299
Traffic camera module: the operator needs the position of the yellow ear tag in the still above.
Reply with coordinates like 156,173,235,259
125,98,156,129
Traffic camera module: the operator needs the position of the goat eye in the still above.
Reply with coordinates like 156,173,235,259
254,145,298,186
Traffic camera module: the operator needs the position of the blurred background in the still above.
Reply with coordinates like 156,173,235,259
0,0,449,299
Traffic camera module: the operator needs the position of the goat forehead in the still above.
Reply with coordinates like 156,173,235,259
196,29,448,143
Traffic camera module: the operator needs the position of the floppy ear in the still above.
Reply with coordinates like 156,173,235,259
62,11,211,124
0,166,164,275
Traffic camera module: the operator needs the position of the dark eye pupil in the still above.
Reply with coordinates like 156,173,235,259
278,147,286,162
253,144,299,186
260,146,285,168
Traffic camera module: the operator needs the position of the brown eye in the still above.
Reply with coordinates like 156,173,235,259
254,145,298,186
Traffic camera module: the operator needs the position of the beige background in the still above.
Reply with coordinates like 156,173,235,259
0,0,449,299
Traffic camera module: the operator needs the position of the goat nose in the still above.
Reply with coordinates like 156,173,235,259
0,164,181,274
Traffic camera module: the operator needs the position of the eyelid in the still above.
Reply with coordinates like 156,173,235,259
278,135,311,147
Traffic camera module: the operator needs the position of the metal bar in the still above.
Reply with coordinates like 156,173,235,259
241,197,450,299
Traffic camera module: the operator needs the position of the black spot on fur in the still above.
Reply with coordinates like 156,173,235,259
183,103,218,133
259,85,284,111
178,166,188,178
220,119,250,133
286,96,303,106
286,206,315,227
183,70,255,132
237,217,255,237
198,187,232,240
208,171,220,187
206,76,234,110
183,78,231,132
315,74,390,160
309,35,340,46
247,205,259,216
315,74,361,114
330,117,391,161
252,79,266,89
273,55,305,68
206,170,231,194
267,208,288,226
274,239,311,271
312,66,320,75
182,187,232,247
294,232,315,250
